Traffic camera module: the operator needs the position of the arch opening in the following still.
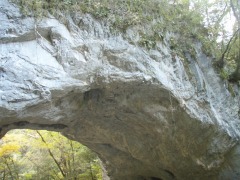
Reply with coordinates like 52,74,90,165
0,129,103,180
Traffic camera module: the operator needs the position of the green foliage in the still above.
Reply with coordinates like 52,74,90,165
0,130,102,180
12,0,206,48
228,83,236,96
138,32,161,50
0,133,21,180
220,69,230,80
11,0,240,81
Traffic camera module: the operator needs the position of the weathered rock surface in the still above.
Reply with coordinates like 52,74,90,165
1,0,240,179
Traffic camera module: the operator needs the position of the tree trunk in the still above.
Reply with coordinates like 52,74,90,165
4,158,14,180
229,54,240,81
36,131,66,178
229,0,240,81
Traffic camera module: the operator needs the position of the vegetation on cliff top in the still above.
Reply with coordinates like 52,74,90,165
12,0,240,83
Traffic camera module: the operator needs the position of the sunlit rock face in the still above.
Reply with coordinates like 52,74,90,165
1,0,240,179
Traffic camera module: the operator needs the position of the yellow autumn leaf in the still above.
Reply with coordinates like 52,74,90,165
0,143,20,157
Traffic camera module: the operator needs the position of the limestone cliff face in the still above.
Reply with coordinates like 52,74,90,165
1,0,240,179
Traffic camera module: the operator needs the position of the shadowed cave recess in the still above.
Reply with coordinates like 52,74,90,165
1,0,240,179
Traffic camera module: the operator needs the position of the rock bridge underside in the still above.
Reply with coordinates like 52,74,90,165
1,1,240,179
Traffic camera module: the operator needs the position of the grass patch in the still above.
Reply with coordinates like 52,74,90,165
11,0,217,64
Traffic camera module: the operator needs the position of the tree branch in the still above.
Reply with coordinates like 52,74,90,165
218,27,240,68
36,131,66,178
3,158,14,180
230,0,240,23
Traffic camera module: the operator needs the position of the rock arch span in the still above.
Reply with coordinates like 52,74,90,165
1,0,240,179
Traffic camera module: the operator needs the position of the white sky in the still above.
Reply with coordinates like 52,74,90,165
224,14,236,33
207,0,236,33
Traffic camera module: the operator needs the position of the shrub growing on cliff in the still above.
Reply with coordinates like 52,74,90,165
12,0,240,82
12,0,205,51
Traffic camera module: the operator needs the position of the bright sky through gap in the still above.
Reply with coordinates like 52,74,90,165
225,14,236,33
207,0,236,33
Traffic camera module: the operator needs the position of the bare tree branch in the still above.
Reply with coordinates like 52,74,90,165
218,27,240,68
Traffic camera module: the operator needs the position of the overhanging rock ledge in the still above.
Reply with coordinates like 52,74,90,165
0,0,240,179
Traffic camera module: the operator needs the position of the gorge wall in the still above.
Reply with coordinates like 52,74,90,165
1,0,240,179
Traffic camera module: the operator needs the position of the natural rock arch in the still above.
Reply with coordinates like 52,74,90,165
1,0,240,179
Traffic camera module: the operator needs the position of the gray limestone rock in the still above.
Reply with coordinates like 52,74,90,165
0,0,240,179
